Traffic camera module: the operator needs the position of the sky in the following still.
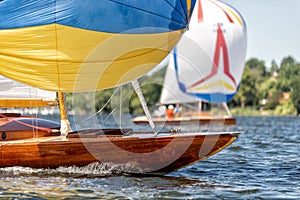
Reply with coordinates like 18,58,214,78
221,0,300,67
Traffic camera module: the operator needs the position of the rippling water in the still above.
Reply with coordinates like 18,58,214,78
0,116,299,199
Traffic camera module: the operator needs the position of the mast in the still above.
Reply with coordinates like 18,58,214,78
58,92,72,136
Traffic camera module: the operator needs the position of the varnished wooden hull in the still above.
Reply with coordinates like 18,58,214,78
132,115,236,126
0,129,238,174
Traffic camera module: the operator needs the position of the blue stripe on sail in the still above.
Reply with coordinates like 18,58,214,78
174,48,188,93
0,0,196,33
192,93,235,103
173,48,179,79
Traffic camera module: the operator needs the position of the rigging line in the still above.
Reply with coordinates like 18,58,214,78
28,87,38,137
115,86,130,134
101,107,118,125
97,111,104,124
108,0,186,29
33,88,39,138
0,113,53,133
119,85,122,129
75,86,120,124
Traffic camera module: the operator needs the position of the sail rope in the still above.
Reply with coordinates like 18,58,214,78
131,79,157,135
0,87,57,134
31,87,38,138
119,86,122,128
0,113,55,133
75,87,120,124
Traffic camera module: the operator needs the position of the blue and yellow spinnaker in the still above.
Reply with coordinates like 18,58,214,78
0,0,196,92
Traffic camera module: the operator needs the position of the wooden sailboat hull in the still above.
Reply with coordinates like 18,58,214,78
132,115,236,126
0,129,238,175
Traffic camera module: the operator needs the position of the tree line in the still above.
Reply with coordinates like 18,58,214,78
230,56,300,115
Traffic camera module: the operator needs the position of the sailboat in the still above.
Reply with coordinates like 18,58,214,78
0,0,239,175
133,0,247,127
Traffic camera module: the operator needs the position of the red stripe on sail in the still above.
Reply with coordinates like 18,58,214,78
198,0,203,22
209,0,234,23
187,23,236,89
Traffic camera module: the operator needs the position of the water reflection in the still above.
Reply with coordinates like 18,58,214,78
0,165,220,199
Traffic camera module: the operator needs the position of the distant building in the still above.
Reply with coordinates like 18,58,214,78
282,92,290,101
272,71,279,78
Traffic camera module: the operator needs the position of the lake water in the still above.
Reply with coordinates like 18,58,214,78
0,116,299,199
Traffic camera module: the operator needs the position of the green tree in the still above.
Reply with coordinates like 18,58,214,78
246,58,267,80
291,81,300,115
277,56,296,92
66,92,97,114
264,90,281,110
95,89,115,113
231,58,268,108
280,56,295,69
232,65,258,108
290,64,300,115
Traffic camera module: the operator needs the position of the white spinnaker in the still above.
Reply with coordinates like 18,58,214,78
160,57,199,105
161,0,247,104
